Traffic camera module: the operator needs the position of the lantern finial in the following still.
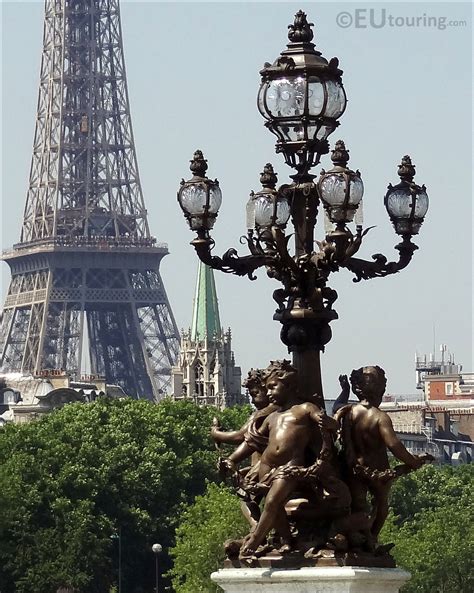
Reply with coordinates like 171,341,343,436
260,164,278,190
288,10,314,44
331,140,350,167
190,150,208,178
397,155,416,182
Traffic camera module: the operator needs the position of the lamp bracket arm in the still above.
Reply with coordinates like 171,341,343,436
341,236,418,282
342,225,375,259
190,236,269,280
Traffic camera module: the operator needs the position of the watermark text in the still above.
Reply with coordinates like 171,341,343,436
336,9,468,30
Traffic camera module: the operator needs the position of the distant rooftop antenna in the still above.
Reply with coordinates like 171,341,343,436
440,343,447,365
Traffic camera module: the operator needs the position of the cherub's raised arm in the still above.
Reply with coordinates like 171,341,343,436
211,415,253,446
331,375,351,415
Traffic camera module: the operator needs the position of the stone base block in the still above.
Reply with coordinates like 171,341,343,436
211,566,410,593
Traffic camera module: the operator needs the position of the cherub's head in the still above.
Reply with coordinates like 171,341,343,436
264,360,298,406
350,365,386,407
242,368,269,410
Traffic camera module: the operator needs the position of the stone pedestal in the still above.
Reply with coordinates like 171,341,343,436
211,566,410,593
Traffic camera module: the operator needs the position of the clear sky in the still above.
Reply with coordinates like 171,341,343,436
1,1,472,396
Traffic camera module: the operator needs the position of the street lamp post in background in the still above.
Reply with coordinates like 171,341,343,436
110,528,122,593
178,10,428,406
152,543,162,593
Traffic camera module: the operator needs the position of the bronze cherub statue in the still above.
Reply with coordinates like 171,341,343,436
215,362,432,567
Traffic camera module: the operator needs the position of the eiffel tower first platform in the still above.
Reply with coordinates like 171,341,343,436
0,0,180,399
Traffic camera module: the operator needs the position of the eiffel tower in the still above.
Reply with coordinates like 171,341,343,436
0,0,180,400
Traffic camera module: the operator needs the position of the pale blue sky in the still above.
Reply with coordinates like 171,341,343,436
1,1,472,395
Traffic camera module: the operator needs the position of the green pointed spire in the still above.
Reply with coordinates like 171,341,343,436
190,262,222,341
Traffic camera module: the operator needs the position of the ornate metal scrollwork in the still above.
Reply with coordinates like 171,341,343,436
190,234,268,280
341,236,418,282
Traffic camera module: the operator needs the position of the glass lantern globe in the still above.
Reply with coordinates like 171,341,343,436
178,150,222,232
246,164,290,232
258,10,347,172
318,140,363,224
385,156,429,236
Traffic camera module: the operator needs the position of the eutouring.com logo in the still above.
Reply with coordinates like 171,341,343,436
336,9,468,30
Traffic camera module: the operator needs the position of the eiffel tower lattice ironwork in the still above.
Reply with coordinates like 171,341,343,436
0,0,180,399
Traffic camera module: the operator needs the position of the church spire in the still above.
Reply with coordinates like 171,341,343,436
190,262,222,341
171,261,242,407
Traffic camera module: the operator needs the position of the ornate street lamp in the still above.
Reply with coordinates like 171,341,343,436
246,164,291,239
177,150,222,232
257,10,346,174
318,140,364,258
152,543,162,593
385,155,429,236
177,10,429,405
318,140,364,225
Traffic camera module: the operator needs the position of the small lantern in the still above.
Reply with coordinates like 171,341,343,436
258,11,347,171
178,150,222,232
246,164,290,232
385,156,429,236
318,140,364,224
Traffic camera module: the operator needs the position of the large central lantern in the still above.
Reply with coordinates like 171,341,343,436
257,10,347,173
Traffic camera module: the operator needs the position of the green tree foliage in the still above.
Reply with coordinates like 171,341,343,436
0,398,250,593
388,463,473,524
381,464,474,593
169,483,247,593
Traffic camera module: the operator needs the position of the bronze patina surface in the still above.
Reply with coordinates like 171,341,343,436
213,361,432,568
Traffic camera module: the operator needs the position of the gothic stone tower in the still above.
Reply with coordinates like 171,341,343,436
0,0,179,399
171,262,243,409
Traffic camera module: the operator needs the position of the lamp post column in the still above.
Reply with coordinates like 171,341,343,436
279,175,325,406
110,528,122,593
293,349,324,406
118,528,122,593
152,543,162,593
